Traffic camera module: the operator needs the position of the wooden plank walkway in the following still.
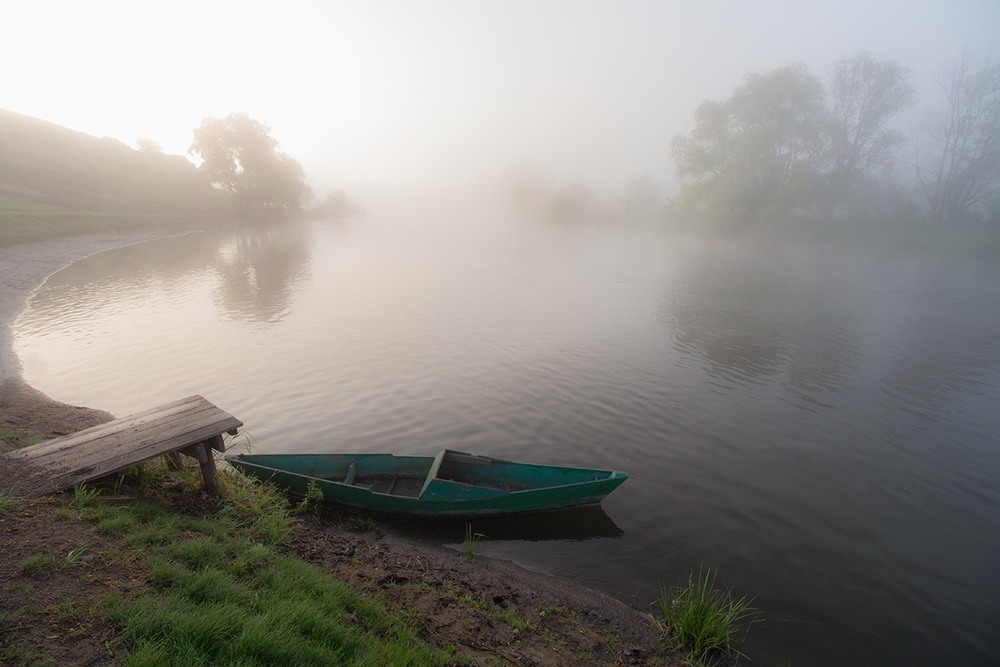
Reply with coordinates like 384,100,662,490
0,395,242,498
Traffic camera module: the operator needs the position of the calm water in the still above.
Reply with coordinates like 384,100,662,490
14,215,1000,665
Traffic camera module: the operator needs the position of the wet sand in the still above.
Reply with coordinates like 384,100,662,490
0,233,177,440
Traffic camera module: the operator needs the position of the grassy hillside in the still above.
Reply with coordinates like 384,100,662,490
0,109,232,244
0,197,201,245
0,109,228,212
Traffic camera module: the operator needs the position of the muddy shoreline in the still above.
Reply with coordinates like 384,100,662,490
0,231,676,665
0,233,177,441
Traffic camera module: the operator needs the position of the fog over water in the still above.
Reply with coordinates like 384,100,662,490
4,1,996,201
5,2,1000,665
13,215,1000,666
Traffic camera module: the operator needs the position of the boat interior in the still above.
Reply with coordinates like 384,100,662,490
338,450,513,498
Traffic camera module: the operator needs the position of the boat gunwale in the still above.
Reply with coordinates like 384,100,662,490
224,452,629,517
226,454,627,497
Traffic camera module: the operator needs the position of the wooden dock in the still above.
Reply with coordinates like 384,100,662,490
0,395,242,498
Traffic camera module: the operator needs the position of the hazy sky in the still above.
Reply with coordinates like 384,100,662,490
3,0,997,202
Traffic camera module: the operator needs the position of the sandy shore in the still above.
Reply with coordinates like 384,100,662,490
0,232,185,440
0,230,674,665
0,232,193,380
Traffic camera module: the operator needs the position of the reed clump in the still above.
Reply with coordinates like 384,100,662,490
653,565,759,666
0,489,14,515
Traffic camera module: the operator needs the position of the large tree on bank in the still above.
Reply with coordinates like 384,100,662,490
189,112,309,212
825,52,914,218
915,51,1000,225
671,64,827,223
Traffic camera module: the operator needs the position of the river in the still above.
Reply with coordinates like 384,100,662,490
13,213,1000,665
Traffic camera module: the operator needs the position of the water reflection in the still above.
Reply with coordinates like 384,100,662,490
22,220,314,330
13,219,1000,667
213,221,313,324
22,233,219,328
380,506,624,544
875,259,1000,425
665,240,864,395
658,238,1000,666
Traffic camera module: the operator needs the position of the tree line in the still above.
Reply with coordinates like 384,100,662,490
670,50,1000,227
189,112,311,214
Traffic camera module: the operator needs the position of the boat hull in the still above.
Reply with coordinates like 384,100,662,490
224,450,629,518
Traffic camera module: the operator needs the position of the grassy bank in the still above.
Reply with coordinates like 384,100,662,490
2,420,751,666
92,475,443,666
0,458,448,666
0,197,201,245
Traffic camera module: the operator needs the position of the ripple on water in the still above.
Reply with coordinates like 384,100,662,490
12,219,1000,667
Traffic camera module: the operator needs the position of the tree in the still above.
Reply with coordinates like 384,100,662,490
547,182,597,222
620,174,663,217
134,137,164,154
314,191,362,218
671,64,827,223
825,52,914,218
915,51,1000,224
189,112,308,212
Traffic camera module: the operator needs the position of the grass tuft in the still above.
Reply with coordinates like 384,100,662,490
98,512,138,535
295,478,325,515
72,483,101,508
0,427,41,454
216,467,294,544
168,537,227,571
0,489,15,515
147,558,190,589
227,540,273,577
18,554,57,576
653,565,759,666
61,547,90,570
464,522,485,563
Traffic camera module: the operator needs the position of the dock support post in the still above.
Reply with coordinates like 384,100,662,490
197,435,226,496
179,435,226,496
0,395,242,500
199,444,218,495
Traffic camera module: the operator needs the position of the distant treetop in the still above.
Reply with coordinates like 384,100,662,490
189,112,309,213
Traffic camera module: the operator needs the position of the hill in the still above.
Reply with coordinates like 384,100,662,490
0,109,226,214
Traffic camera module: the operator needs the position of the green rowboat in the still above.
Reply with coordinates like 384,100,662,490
224,449,629,518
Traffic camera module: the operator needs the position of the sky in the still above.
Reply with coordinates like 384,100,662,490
3,0,997,203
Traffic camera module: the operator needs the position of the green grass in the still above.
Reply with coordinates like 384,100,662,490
61,547,89,570
0,489,14,515
464,522,485,563
52,600,82,623
501,608,534,634
0,197,195,245
2,452,445,665
653,565,759,666
67,462,447,666
72,483,101,507
215,466,295,544
97,511,139,535
18,554,58,575
0,427,41,454
295,478,325,515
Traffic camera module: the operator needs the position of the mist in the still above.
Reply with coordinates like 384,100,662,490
4,1,996,213
5,3,1000,667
